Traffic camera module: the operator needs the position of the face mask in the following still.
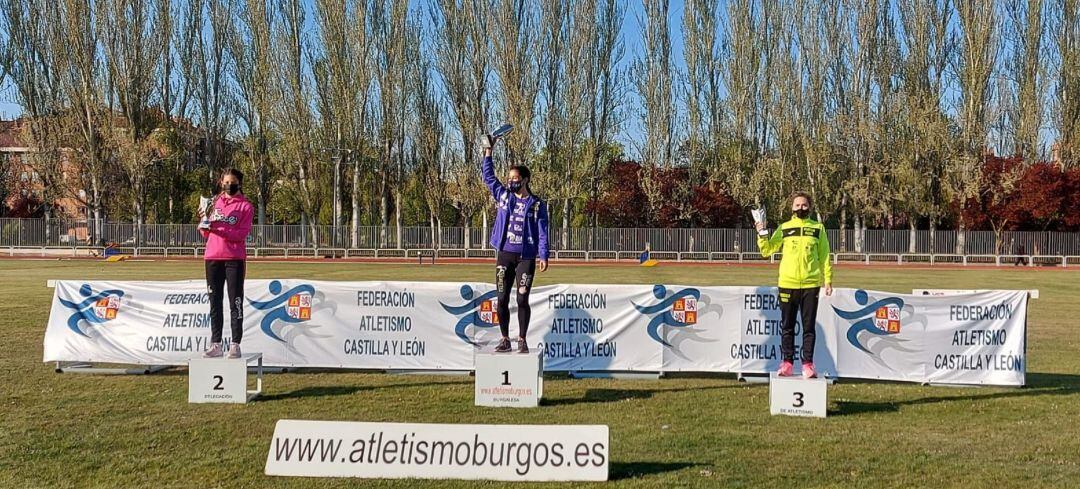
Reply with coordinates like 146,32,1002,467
794,209,810,219
225,183,240,196
508,181,523,192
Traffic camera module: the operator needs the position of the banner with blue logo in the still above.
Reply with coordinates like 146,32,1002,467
43,281,1027,386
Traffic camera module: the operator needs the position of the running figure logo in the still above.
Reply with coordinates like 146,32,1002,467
439,285,500,346
249,280,333,344
632,285,721,358
833,289,922,366
58,284,125,337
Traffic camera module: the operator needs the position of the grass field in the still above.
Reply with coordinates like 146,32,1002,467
1,259,1078,488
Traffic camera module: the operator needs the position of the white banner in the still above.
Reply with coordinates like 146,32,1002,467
265,420,609,481
43,280,1028,385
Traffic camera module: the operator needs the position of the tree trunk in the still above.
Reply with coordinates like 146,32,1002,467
395,191,402,249
854,215,864,253
562,198,570,250
909,220,917,254
351,160,361,248
956,221,966,255
839,197,847,252
929,219,937,254
482,210,488,249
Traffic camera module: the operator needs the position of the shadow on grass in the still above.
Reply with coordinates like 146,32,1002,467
831,372,1080,416
542,384,747,407
609,461,700,480
257,381,469,402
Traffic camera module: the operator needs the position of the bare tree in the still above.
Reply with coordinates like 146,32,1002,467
230,0,279,231
186,0,235,189
633,0,675,224
274,0,324,245
48,0,110,244
370,0,410,248
430,0,489,248
1005,0,1048,160
952,0,1001,253
98,0,168,245
490,0,540,169
1052,0,1080,167
0,0,67,238
896,0,953,252
584,0,626,234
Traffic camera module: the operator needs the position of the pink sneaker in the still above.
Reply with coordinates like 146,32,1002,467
776,360,794,377
802,362,817,379
227,343,242,359
203,343,223,358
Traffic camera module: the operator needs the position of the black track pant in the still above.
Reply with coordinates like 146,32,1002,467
495,251,536,339
206,259,246,344
778,287,820,363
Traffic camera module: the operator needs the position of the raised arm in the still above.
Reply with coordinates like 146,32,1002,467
757,228,784,257
481,154,505,199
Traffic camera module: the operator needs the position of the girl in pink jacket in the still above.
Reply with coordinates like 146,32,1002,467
199,168,254,358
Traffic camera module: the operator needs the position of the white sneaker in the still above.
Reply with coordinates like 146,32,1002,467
227,343,242,359
203,343,223,358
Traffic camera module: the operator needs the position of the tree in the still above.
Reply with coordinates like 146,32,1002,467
229,0,280,230
1052,0,1080,167
952,0,1002,253
99,0,168,245
633,0,676,224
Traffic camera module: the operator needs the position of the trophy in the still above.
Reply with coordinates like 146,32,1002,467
198,196,214,230
751,207,769,237
482,123,514,149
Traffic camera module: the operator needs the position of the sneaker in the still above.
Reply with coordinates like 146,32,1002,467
203,343,223,358
517,337,529,354
227,343,242,359
494,337,512,353
802,362,817,379
776,360,794,377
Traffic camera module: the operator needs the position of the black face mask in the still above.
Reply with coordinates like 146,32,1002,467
508,181,523,192
794,209,810,219
225,183,241,196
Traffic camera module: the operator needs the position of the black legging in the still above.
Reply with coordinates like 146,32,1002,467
206,259,246,344
778,287,819,363
495,251,536,339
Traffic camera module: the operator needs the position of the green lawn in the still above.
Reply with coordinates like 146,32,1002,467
1,259,1078,488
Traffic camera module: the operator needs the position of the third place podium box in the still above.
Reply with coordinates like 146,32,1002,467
188,352,264,404
475,350,544,408
769,373,827,418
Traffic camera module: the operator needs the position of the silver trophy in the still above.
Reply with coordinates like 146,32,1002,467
482,123,514,149
198,196,214,230
751,207,769,237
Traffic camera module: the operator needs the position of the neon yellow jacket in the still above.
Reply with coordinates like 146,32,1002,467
757,216,833,289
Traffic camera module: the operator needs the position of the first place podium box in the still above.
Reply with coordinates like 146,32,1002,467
475,350,544,408
188,353,263,404
769,373,827,418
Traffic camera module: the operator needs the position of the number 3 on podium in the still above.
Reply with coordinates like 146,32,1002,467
792,391,804,407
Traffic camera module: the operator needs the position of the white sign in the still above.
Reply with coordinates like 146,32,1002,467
264,420,609,481
770,373,827,418
43,280,1030,386
188,353,262,403
475,351,543,407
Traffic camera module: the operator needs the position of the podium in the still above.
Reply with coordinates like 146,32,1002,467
769,373,827,418
475,350,543,408
188,353,263,404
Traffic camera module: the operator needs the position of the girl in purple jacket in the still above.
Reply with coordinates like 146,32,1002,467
481,135,550,353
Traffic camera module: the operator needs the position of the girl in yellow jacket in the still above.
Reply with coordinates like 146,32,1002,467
755,191,833,378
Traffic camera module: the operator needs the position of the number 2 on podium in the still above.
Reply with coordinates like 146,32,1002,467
213,375,224,390
501,370,510,386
